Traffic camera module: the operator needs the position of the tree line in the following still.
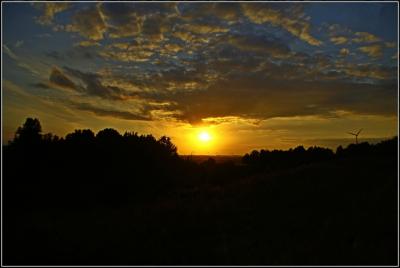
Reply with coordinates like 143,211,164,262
242,137,397,172
3,117,397,209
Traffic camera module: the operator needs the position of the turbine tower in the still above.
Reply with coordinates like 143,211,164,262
347,128,363,144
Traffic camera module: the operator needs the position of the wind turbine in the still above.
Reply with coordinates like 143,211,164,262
347,128,363,144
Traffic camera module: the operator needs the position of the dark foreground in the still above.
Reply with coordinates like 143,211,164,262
3,119,398,265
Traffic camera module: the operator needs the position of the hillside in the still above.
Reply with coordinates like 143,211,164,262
3,118,398,265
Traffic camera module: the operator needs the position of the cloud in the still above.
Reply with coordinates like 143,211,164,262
339,48,350,56
37,3,179,44
15,40,24,48
63,67,139,100
100,3,178,40
99,3,142,39
352,32,380,43
18,3,398,128
3,44,18,60
326,23,352,36
180,22,229,35
163,43,183,54
81,35,395,124
207,46,267,74
330,36,348,45
358,44,383,58
32,82,53,90
65,4,107,41
201,116,261,126
212,3,241,21
49,67,79,91
75,40,101,47
341,64,396,80
228,34,291,58
145,66,215,93
3,79,79,124
99,44,154,62
140,15,171,42
385,42,396,48
34,3,70,25
147,72,397,124
327,26,382,47
241,3,322,46
71,102,151,121
177,3,241,23
3,45,40,76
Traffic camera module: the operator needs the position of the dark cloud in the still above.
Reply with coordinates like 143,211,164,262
72,102,151,121
99,3,142,38
99,3,178,40
241,3,322,46
212,3,242,21
228,34,291,58
63,67,139,100
141,15,165,42
65,5,106,40
32,82,51,89
49,67,78,90
178,3,241,22
145,74,397,124
70,42,396,124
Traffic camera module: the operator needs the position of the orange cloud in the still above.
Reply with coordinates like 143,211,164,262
330,36,348,45
35,3,69,25
65,4,107,41
358,44,383,58
352,32,380,43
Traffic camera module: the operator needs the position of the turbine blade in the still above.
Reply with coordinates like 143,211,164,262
347,132,356,135
357,128,363,135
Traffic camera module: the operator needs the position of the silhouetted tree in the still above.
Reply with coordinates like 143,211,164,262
336,145,344,157
242,153,251,165
158,136,178,157
96,128,122,143
65,129,95,144
13,118,42,145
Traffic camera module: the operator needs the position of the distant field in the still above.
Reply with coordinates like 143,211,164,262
181,155,242,164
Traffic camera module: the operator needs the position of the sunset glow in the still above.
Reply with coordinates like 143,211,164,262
198,131,211,143
2,2,397,154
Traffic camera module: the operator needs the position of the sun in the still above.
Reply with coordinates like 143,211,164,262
198,131,211,142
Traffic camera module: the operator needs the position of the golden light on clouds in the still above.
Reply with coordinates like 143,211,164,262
2,3,398,154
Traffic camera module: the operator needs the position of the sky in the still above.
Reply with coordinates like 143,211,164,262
2,2,398,155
